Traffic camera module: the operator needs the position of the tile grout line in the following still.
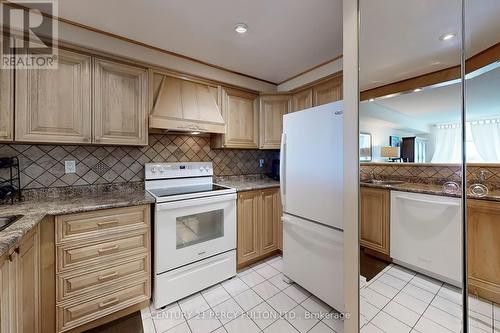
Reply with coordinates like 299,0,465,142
412,284,455,333
366,268,418,332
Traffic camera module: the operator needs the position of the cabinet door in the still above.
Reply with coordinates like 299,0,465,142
291,89,312,112
1,250,19,333
215,88,259,149
237,191,260,265
17,230,39,333
0,55,14,141
93,58,148,146
260,189,280,254
468,199,500,303
259,95,290,149
312,76,343,106
277,191,283,251
360,187,390,256
15,49,91,144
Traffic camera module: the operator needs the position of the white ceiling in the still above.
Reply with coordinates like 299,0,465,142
361,65,500,131
359,0,500,90
52,0,343,84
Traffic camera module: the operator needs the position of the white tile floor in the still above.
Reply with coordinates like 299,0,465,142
361,263,500,333
141,257,500,333
141,255,344,333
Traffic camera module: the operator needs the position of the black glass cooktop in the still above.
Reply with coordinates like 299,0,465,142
149,184,229,198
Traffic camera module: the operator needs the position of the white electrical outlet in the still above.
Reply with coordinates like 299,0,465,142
65,160,76,174
259,159,265,168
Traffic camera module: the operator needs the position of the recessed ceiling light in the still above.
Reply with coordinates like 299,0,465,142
190,131,200,135
440,32,456,41
235,23,248,34
414,88,422,92
369,98,375,102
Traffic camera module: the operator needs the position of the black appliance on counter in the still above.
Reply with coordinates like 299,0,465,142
0,157,22,204
266,159,280,181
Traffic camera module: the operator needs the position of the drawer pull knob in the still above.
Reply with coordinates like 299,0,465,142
98,297,120,308
97,220,119,227
98,245,120,254
98,271,119,281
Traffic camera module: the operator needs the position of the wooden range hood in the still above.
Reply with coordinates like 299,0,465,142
149,75,226,133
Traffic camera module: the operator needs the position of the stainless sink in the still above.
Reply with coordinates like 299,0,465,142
0,215,23,232
361,179,406,186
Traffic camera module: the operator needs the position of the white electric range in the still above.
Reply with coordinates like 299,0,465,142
145,162,237,309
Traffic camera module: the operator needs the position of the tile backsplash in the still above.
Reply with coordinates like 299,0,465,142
361,163,500,189
0,134,278,190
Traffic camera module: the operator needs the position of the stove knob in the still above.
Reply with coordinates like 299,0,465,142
151,167,158,173
199,167,204,172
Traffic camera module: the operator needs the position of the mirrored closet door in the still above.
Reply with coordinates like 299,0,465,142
465,1,500,331
358,0,465,331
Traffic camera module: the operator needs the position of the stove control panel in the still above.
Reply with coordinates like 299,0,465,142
145,162,213,180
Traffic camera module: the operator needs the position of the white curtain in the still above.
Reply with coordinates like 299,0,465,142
431,125,462,163
470,119,500,163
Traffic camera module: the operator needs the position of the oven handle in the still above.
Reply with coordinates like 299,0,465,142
156,193,236,210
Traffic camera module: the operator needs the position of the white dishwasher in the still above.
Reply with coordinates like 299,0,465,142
390,191,462,286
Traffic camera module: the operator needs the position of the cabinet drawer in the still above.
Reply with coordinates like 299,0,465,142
56,230,149,272
56,205,150,243
57,278,149,332
57,254,149,302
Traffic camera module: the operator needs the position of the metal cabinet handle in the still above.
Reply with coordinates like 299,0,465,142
98,297,120,308
98,245,119,254
8,247,19,262
98,271,119,281
96,220,119,227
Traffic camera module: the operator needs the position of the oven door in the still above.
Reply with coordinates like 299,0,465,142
154,193,236,273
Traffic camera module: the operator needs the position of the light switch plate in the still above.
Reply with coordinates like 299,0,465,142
259,159,265,168
65,160,76,174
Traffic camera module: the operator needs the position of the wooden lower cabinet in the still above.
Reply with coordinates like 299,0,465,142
53,205,151,333
237,188,282,267
467,199,500,303
360,187,390,257
0,226,40,333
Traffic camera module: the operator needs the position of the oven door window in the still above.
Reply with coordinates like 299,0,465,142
176,209,224,249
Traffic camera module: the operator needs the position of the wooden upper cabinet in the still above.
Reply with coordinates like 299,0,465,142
212,88,259,149
237,191,260,265
360,187,390,256
467,199,500,303
260,188,280,255
259,95,290,149
291,88,312,112
93,58,149,146
15,49,92,144
0,61,13,142
312,76,343,106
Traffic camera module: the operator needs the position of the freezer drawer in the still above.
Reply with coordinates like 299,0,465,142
390,191,462,286
282,214,344,312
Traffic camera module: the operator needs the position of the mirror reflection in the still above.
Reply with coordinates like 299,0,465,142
359,1,464,332
465,0,500,331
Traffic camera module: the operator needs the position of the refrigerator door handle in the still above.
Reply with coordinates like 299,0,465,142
280,132,286,207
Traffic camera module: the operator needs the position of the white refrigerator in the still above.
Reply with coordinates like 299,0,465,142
280,101,344,312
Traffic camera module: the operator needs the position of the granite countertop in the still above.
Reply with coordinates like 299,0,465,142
0,184,155,258
215,175,280,192
360,181,500,202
